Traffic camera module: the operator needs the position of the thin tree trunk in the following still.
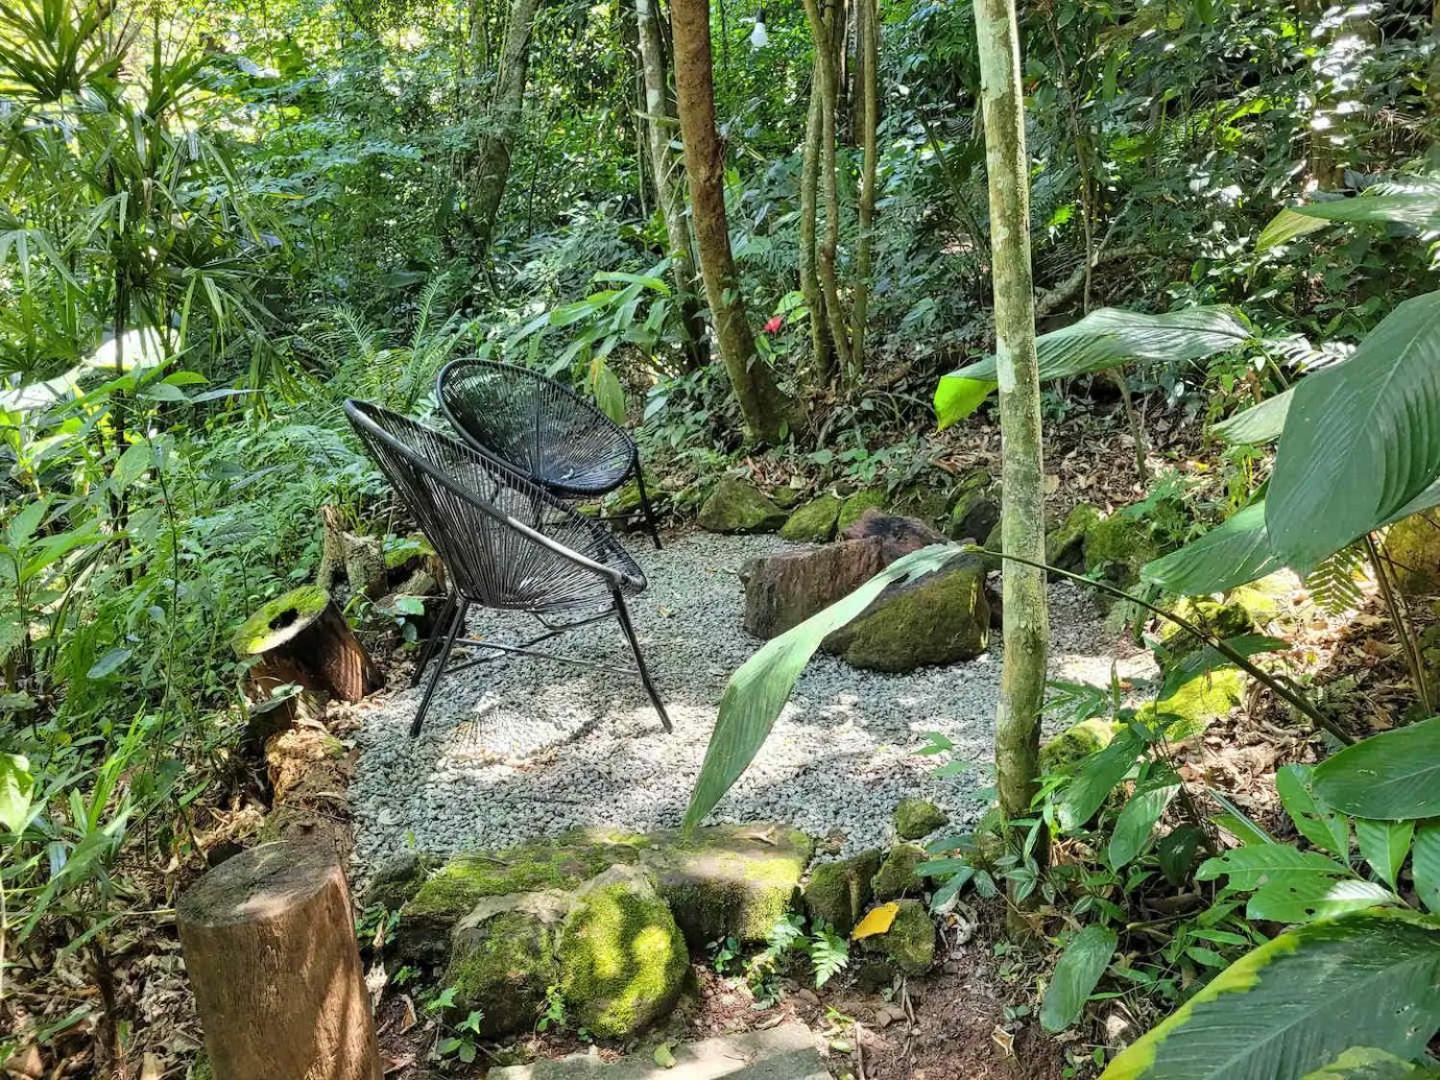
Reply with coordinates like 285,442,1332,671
637,0,708,369
800,57,831,383
672,0,792,443
974,0,1049,916
849,0,877,373
464,0,543,253
802,0,853,382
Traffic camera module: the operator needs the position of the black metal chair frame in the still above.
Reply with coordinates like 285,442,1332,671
345,400,672,738
437,358,663,550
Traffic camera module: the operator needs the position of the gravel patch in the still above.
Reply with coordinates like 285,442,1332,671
350,532,1151,869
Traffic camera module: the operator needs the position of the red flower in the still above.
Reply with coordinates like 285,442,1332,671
763,315,784,334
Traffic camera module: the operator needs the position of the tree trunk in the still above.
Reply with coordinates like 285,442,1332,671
464,0,543,252
232,586,383,710
800,57,831,383
672,0,792,443
178,842,382,1080
849,0,878,373
637,0,708,369
802,0,853,382
973,0,1049,906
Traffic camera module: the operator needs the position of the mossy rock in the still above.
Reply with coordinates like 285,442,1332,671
1040,717,1122,775
780,493,843,543
771,487,806,511
871,843,927,901
1083,512,1161,590
557,865,689,1039
444,891,568,1037
697,478,787,535
979,519,1004,571
1139,668,1245,741
363,852,442,912
1046,503,1101,572
837,488,888,530
891,484,950,529
230,585,331,657
803,849,882,934
396,830,643,963
948,487,1000,544
641,824,812,949
1382,510,1440,596
861,899,935,975
1157,598,1257,666
893,798,949,841
823,557,989,672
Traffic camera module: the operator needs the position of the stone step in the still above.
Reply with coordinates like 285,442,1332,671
488,1022,830,1080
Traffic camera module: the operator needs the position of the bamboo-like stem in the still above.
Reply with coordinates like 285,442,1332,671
1364,533,1433,714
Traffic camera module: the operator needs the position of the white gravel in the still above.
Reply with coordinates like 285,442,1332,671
349,532,1150,869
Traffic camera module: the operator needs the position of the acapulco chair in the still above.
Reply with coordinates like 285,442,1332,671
344,400,672,738
436,358,663,549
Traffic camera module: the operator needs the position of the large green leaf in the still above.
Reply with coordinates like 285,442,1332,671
1312,717,1440,821
684,545,962,828
1258,192,1440,252
0,752,33,833
1194,844,1395,923
1140,502,1282,595
934,306,1254,428
1040,924,1117,1032
1301,1046,1440,1079
1266,291,1440,573
1275,764,1348,858
1108,779,1180,869
1355,819,1414,891
1413,822,1440,914
1100,910,1440,1080
1054,725,1146,832
1213,387,1293,445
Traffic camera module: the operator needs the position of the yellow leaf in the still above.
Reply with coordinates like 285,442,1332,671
851,902,899,940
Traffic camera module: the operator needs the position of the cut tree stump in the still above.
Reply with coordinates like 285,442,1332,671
177,841,382,1080
232,585,382,710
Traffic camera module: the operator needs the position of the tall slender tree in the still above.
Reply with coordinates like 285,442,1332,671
973,0,1049,895
671,0,792,443
635,0,707,369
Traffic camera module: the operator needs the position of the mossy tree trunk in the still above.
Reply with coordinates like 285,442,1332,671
973,0,1050,912
636,0,708,369
800,58,831,384
849,0,878,373
672,0,793,443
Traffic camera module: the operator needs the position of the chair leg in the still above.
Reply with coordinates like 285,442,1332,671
409,590,458,688
613,589,671,732
635,464,662,550
410,600,469,738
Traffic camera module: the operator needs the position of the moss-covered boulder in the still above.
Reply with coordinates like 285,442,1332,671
871,843,927,901
363,852,442,912
640,824,811,949
1084,512,1161,590
1139,668,1245,741
894,798,948,840
948,487,1001,545
444,891,569,1036
697,478,787,535
395,830,642,963
1040,717,1121,774
1046,503,1101,572
891,485,950,529
1156,598,1257,666
557,866,689,1039
861,899,935,975
780,493,843,543
803,850,882,934
771,487,805,511
838,488,888,530
823,556,989,672
1382,510,1440,596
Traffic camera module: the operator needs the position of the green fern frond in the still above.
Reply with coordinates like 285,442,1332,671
1305,544,1367,615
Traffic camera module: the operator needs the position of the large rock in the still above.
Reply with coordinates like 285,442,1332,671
445,890,569,1036
1084,511,1160,590
803,849,882,934
822,553,990,672
779,493,842,543
698,478,787,535
740,538,888,639
871,843,927,901
860,899,934,975
557,865,689,1039
893,797,949,840
838,488,888,530
839,509,947,564
1046,503,1101,571
395,830,642,964
641,824,813,949
890,484,950,529
1040,717,1121,774
948,487,1000,544
1383,510,1440,596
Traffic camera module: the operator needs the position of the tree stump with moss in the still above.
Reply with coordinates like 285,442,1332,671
232,586,381,720
177,841,382,1080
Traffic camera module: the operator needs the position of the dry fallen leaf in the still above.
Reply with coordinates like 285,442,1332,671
851,901,900,940
991,1024,1015,1057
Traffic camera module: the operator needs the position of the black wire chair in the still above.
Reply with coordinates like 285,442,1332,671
436,358,663,549
345,400,672,738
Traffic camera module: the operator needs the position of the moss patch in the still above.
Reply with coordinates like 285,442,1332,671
894,798,949,840
862,899,934,975
1140,668,1245,741
363,852,442,912
780,493,843,543
1040,717,1121,774
803,850,882,934
1046,503,1100,571
230,585,331,657
1157,598,1257,666
1084,512,1161,590
557,866,689,1039
948,487,1000,544
871,843,926,901
891,484,950,529
824,559,989,672
697,478,787,535
1382,509,1440,596
445,893,567,1037
838,488,888,530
